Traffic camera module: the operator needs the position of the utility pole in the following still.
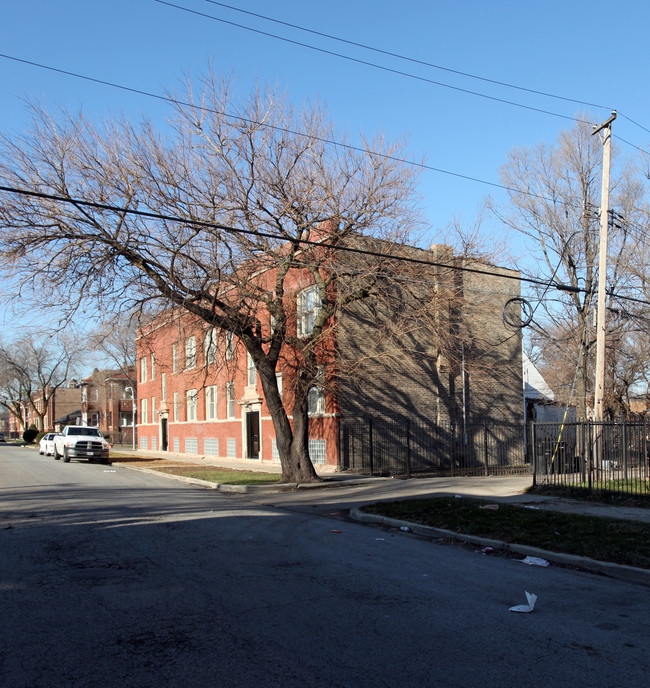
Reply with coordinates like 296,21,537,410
592,111,616,423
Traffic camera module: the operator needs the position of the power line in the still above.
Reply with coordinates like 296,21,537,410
0,52,563,204
201,0,612,113
155,2,650,157
0,183,594,296
154,0,585,124
6,51,638,214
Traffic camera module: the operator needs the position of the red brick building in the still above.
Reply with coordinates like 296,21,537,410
80,368,137,446
136,243,524,470
7,384,82,437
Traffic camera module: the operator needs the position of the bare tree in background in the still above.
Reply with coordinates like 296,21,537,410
87,313,139,391
0,334,84,431
493,118,649,420
0,74,424,481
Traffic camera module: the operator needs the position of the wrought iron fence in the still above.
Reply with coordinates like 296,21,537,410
531,421,650,497
338,418,528,477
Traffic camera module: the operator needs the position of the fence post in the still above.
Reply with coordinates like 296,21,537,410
368,417,374,476
531,422,537,486
483,423,489,476
622,423,628,480
406,418,411,479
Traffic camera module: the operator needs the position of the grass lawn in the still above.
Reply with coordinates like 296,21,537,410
153,466,281,485
108,454,281,485
361,496,650,569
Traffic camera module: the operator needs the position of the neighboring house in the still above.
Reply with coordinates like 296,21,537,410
523,352,575,424
53,409,83,431
136,242,524,468
80,368,137,445
0,410,10,436
7,382,82,436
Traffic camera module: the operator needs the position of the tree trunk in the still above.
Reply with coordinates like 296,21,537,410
258,365,319,483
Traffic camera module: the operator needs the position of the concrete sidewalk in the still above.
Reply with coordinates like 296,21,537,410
112,447,650,523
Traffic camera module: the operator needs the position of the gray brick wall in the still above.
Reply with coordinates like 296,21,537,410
336,246,523,428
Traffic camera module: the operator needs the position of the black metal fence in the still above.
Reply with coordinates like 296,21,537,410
531,421,650,497
338,418,528,477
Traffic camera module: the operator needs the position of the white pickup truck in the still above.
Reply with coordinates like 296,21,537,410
53,426,110,464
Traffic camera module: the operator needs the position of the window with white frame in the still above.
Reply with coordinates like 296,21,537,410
308,366,325,416
151,397,157,423
173,391,179,422
276,372,283,399
247,352,256,387
172,343,178,373
226,382,235,419
204,328,218,365
205,385,218,420
186,389,198,422
141,397,148,425
150,354,155,380
161,373,167,402
297,285,322,337
185,336,197,370
140,356,147,383
226,331,234,360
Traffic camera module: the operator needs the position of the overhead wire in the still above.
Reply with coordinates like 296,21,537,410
1,51,637,215
4,183,650,309
154,0,586,124
200,0,612,112
157,0,650,153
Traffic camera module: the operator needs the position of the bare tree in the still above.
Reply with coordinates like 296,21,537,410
87,312,139,391
493,118,649,419
0,334,84,431
0,74,424,481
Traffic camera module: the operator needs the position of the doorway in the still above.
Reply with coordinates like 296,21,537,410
246,411,260,459
160,417,168,452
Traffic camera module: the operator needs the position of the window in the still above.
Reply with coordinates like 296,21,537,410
173,392,179,422
90,412,99,426
151,354,156,380
141,398,148,425
186,389,198,422
297,285,322,337
308,366,325,416
152,397,157,423
204,328,218,365
161,373,167,401
186,336,196,369
205,385,217,420
226,382,235,419
247,353,256,387
140,356,147,383
276,372,283,399
226,331,234,360
172,343,178,373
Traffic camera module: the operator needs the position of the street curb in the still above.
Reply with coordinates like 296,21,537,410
112,462,382,492
350,507,650,588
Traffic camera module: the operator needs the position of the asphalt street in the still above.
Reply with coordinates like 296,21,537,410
2,445,650,687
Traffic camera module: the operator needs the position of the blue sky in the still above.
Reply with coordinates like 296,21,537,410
1,0,649,330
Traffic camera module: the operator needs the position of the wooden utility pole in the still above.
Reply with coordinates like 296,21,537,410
592,111,616,423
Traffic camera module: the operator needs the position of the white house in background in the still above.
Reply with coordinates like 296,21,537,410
523,352,576,423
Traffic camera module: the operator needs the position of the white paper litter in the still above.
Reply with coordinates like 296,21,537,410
509,591,537,613
520,556,549,567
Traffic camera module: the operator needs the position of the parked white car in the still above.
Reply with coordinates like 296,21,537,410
53,426,110,464
39,433,57,456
